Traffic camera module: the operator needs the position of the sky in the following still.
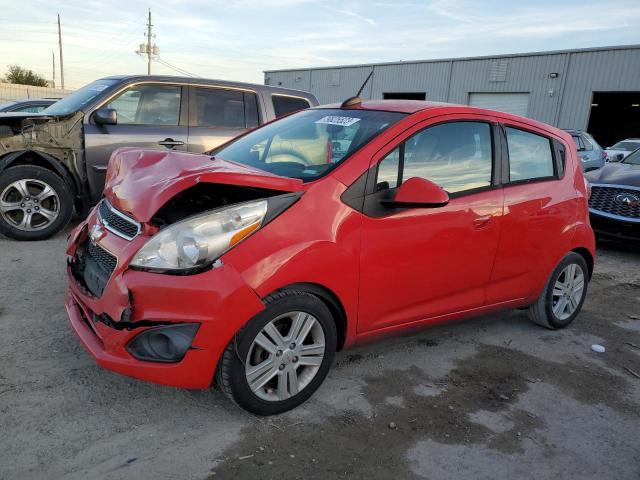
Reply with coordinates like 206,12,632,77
1,0,639,90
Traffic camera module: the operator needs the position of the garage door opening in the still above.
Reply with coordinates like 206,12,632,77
383,92,426,100
469,92,530,117
587,92,640,148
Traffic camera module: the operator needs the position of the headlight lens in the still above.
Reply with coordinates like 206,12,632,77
130,199,268,271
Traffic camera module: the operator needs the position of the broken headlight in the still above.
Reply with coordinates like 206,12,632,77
130,199,268,272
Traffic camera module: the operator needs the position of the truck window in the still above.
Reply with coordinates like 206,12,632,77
107,85,181,125
272,95,311,118
194,88,259,129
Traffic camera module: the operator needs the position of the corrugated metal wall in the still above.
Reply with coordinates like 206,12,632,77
265,46,640,130
0,82,72,103
558,47,640,129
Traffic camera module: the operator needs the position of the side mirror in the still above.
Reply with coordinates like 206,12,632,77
616,153,624,162
382,177,449,208
93,108,117,125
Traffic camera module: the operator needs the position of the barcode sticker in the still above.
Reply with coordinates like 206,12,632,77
315,116,361,127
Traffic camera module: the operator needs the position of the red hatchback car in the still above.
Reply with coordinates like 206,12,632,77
66,100,595,415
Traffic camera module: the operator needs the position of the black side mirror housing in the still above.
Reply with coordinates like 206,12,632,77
93,108,117,125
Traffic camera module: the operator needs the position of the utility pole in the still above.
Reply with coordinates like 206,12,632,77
51,51,56,88
136,10,158,73
146,9,152,75
57,13,64,89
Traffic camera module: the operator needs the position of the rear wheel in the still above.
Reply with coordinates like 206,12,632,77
0,165,73,241
528,252,589,329
216,290,337,415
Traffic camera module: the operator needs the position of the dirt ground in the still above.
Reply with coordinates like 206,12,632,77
1,227,639,480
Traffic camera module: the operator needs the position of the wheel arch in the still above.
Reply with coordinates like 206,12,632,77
266,282,348,351
0,150,78,197
572,247,594,279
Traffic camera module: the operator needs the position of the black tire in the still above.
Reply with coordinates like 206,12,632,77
216,290,337,415
528,252,589,329
0,165,73,241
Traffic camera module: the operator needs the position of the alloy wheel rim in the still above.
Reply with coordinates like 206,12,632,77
245,311,326,402
552,263,585,320
0,179,59,231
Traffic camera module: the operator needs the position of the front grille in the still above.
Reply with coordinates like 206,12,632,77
589,186,640,219
87,241,117,274
98,200,140,240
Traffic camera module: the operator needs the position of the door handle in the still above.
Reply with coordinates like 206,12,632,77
158,138,185,148
473,215,493,229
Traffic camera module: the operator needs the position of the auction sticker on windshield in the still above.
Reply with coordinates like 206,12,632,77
315,116,361,127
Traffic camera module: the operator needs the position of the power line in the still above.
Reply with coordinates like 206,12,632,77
155,57,198,77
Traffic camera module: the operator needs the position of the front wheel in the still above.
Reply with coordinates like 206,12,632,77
216,290,337,415
0,165,73,241
528,252,589,329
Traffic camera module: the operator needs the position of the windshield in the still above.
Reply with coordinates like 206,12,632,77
213,108,407,181
42,79,119,115
610,141,640,151
622,148,640,165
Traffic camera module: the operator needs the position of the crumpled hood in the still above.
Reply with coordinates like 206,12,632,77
103,148,304,222
584,161,640,188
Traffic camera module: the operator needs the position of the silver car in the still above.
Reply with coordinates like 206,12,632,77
564,129,606,172
605,138,640,162
0,75,318,240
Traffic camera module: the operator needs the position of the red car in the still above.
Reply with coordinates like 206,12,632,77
66,99,595,415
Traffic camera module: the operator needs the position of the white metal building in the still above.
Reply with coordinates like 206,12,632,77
265,45,640,147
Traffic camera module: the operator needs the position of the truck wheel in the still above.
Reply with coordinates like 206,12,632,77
0,165,73,241
216,290,337,415
528,252,589,329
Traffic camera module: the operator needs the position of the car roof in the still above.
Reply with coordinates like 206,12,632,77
320,99,452,114
317,99,565,134
97,75,316,99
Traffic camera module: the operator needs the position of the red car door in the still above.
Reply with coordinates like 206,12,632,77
357,116,504,334
485,121,578,304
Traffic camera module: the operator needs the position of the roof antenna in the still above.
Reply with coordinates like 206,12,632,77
341,68,374,108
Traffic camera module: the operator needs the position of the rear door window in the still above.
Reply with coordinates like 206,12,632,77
272,95,312,118
505,127,555,182
194,88,259,128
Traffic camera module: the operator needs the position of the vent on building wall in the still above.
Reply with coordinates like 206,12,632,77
488,60,508,82
329,71,341,86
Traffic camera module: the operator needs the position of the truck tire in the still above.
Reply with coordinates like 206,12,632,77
0,165,73,241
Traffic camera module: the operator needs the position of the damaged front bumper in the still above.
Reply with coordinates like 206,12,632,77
65,208,265,389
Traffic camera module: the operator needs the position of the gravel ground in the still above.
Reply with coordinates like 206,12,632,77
1,227,639,480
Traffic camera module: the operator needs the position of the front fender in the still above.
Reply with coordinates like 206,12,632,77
0,150,78,194
222,178,361,349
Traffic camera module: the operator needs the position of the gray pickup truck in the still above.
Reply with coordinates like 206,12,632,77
0,75,318,240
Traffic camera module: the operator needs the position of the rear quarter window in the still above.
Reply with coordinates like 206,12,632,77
272,95,312,118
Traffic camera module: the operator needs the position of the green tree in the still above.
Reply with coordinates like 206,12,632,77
3,65,48,87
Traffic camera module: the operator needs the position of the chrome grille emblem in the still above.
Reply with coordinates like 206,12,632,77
90,223,106,244
615,192,640,207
